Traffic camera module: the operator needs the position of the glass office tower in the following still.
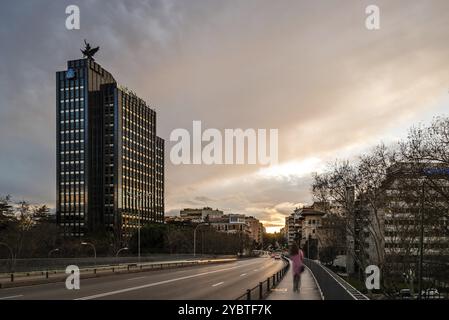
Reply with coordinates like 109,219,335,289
56,58,164,239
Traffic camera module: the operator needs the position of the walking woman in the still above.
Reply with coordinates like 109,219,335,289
290,243,304,293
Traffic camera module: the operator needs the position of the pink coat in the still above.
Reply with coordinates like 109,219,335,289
291,250,304,275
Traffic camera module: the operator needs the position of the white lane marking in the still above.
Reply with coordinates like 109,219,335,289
271,288,287,292
127,276,145,281
75,260,262,300
0,295,23,300
240,273,247,277
212,282,224,287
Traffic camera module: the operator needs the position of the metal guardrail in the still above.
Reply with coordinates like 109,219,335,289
236,257,290,300
0,258,236,288
304,259,369,300
0,254,235,273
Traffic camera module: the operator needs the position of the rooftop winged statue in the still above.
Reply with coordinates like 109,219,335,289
81,40,100,60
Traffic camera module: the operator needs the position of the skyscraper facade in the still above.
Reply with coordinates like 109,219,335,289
56,56,164,240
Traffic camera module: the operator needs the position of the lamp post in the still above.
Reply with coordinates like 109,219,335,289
0,242,14,272
127,190,150,263
81,242,96,266
194,223,209,257
417,181,425,300
116,247,129,257
47,248,60,272
138,193,141,263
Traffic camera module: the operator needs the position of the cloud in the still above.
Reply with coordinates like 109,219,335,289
245,202,306,228
2,1,449,232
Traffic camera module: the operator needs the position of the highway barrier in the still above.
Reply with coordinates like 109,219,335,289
0,254,236,273
236,256,290,300
0,257,237,289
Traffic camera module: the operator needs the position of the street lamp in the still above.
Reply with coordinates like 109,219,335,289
194,223,209,257
116,247,129,257
81,242,97,266
127,190,151,263
417,180,425,300
0,242,14,272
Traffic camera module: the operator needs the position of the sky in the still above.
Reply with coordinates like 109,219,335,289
1,0,449,233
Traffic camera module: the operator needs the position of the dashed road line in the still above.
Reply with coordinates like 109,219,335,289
212,282,224,287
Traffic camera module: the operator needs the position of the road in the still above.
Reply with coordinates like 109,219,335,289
0,257,283,300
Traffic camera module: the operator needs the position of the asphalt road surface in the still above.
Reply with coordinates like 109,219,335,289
0,257,283,300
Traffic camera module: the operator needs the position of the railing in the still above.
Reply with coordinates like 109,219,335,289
0,254,236,273
0,258,236,288
304,258,369,300
236,257,290,300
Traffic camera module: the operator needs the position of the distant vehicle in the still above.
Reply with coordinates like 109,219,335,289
274,254,281,260
422,288,439,298
399,289,413,299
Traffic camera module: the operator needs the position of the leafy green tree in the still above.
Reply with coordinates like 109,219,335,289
129,224,168,254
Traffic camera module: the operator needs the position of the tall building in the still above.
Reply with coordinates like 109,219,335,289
378,163,449,276
56,48,164,240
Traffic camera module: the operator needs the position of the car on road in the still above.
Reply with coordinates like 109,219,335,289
399,289,413,300
421,288,439,299
274,253,281,260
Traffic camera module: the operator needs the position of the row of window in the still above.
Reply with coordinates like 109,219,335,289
123,135,155,149
60,139,85,144
123,107,155,122
60,86,85,91
60,191,84,195
61,171,85,175
60,98,85,103
124,126,154,138
61,150,84,154
60,129,84,135
124,119,154,131
123,156,154,167
61,181,85,185
60,161,84,165
123,145,154,157
60,108,84,114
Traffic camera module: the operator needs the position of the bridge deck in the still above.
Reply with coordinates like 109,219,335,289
266,262,322,300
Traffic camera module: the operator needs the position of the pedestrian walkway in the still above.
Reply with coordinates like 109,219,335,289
267,261,323,300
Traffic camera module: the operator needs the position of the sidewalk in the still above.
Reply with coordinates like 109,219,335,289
267,262,322,300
